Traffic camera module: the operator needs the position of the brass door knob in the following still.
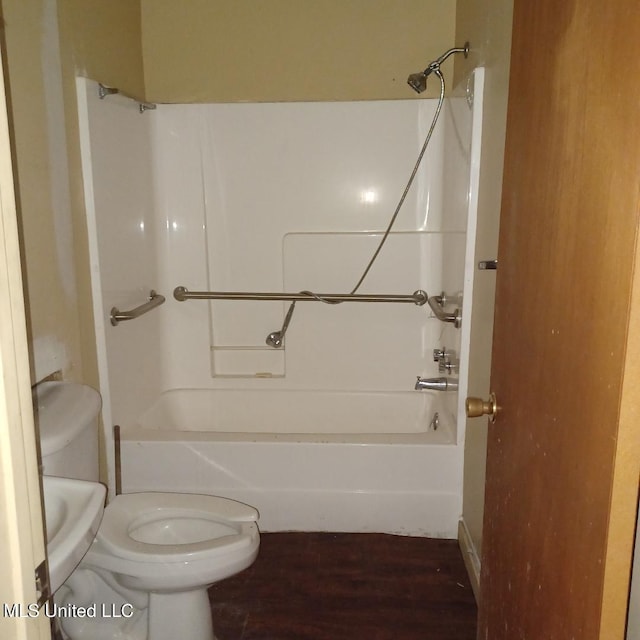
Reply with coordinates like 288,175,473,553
465,392,499,422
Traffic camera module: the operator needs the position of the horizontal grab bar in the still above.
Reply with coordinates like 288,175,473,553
110,290,165,326
173,286,428,306
427,293,462,328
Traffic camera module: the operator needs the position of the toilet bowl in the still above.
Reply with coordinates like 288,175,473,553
90,492,259,592
58,492,259,640
35,381,260,640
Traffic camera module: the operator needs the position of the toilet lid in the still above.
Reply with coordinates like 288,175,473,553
98,492,258,563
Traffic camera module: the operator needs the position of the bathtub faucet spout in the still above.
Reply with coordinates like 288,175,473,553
414,376,458,392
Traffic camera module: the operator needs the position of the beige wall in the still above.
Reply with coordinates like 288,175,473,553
0,0,143,389
455,0,513,564
140,0,456,103
1,0,144,482
2,0,84,383
58,0,145,100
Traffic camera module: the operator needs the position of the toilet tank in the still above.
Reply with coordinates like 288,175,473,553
34,381,102,482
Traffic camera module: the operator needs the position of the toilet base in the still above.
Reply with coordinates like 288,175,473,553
148,590,215,640
57,568,218,640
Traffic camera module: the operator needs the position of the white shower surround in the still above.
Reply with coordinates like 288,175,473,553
77,68,484,536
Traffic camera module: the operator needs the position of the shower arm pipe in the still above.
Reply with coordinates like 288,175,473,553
173,286,428,306
110,290,166,326
425,43,469,72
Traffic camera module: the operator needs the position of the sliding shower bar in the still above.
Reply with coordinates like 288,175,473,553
173,286,428,306
110,290,165,326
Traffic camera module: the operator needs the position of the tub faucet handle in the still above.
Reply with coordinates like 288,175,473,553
438,359,459,375
433,348,447,362
433,347,458,374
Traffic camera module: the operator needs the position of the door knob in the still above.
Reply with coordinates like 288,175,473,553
465,392,499,423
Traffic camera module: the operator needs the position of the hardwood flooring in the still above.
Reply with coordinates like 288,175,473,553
209,532,477,640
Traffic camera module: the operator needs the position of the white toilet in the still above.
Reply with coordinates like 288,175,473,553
35,381,260,640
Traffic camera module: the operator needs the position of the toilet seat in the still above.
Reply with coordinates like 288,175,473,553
98,492,258,563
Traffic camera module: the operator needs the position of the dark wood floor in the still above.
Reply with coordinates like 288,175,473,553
209,532,477,640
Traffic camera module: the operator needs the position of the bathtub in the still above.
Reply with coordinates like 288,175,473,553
119,389,463,537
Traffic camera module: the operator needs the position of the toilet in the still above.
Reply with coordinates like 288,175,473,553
35,381,260,640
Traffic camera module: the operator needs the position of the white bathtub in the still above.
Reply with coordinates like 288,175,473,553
135,388,456,437
120,389,463,537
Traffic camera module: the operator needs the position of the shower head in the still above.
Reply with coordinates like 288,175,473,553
407,42,470,94
407,70,430,94
266,330,284,348
265,301,297,349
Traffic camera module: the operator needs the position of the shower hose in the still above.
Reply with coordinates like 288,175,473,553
268,68,446,347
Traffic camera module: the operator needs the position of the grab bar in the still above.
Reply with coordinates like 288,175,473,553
173,286,428,306
427,292,462,328
110,290,165,326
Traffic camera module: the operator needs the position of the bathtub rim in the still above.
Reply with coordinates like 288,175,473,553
120,425,456,446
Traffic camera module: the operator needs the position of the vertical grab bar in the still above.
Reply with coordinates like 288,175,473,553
427,292,462,328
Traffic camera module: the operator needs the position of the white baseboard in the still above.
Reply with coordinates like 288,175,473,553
458,518,481,602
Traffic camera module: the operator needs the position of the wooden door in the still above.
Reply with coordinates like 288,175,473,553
478,1,640,638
